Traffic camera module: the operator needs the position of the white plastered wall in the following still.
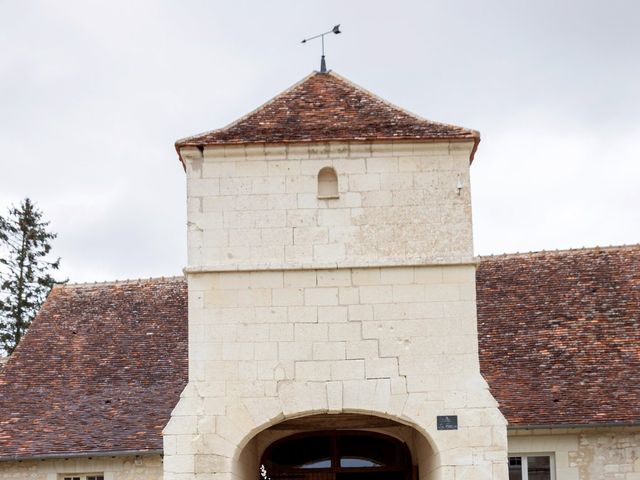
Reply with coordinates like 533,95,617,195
0,455,162,480
508,427,640,480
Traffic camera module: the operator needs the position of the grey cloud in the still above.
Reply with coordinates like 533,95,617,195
1,0,638,281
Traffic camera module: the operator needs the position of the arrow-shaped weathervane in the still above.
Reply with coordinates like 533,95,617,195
301,25,342,73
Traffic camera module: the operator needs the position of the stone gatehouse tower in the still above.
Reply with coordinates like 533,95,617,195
165,71,508,480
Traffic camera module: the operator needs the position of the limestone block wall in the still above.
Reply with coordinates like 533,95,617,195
0,455,162,480
164,264,508,480
509,427,640,480
182,141,475,270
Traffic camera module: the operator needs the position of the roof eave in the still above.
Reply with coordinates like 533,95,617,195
176,135,480,170
507,420,640,431
0,449,164,462
469,134,480,163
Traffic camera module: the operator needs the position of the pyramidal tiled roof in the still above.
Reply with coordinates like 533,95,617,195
175,71,479,148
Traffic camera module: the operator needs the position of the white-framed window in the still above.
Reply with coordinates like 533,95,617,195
60,475,104,480
508,454,555,480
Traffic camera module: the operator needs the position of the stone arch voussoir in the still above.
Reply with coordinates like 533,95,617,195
229,380,442,459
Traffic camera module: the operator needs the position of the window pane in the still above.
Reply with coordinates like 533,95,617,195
527,456,551,480
300,459,331,469
267,435,332,470
340,458,383,468
338,434,403,468
508,457,523,480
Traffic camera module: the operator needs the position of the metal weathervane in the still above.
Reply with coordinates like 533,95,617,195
301,24,341,73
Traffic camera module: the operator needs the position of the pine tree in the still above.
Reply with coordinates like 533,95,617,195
0,198,63,355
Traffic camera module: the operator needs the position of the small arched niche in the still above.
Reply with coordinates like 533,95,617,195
318,167,339,199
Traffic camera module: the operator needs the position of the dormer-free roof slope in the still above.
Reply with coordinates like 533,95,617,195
175,71,478,149
477,245,640,427
1,246,637,459
0,278,187,459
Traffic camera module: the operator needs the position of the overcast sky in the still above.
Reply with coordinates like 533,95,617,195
1,1,638,283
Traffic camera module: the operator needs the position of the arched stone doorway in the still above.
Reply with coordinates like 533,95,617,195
261,430,412,480
239,414,435,480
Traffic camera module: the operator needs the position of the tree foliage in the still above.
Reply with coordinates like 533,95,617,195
0,198,63,355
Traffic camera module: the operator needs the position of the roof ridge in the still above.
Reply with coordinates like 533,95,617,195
478,243,640,260
55,243,640,286
57,275,186,289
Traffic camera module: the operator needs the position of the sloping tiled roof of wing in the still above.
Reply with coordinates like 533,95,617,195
0,277,188,459
0,245,638,459
477,245,640,427
175,71,478,148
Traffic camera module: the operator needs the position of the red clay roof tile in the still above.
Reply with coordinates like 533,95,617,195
0,245,638,459
477,245,640,427
0,277,187,459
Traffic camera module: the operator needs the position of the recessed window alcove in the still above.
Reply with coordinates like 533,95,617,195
317,167,339,199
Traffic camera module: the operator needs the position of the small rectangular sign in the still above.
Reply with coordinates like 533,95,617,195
437,415,458,430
